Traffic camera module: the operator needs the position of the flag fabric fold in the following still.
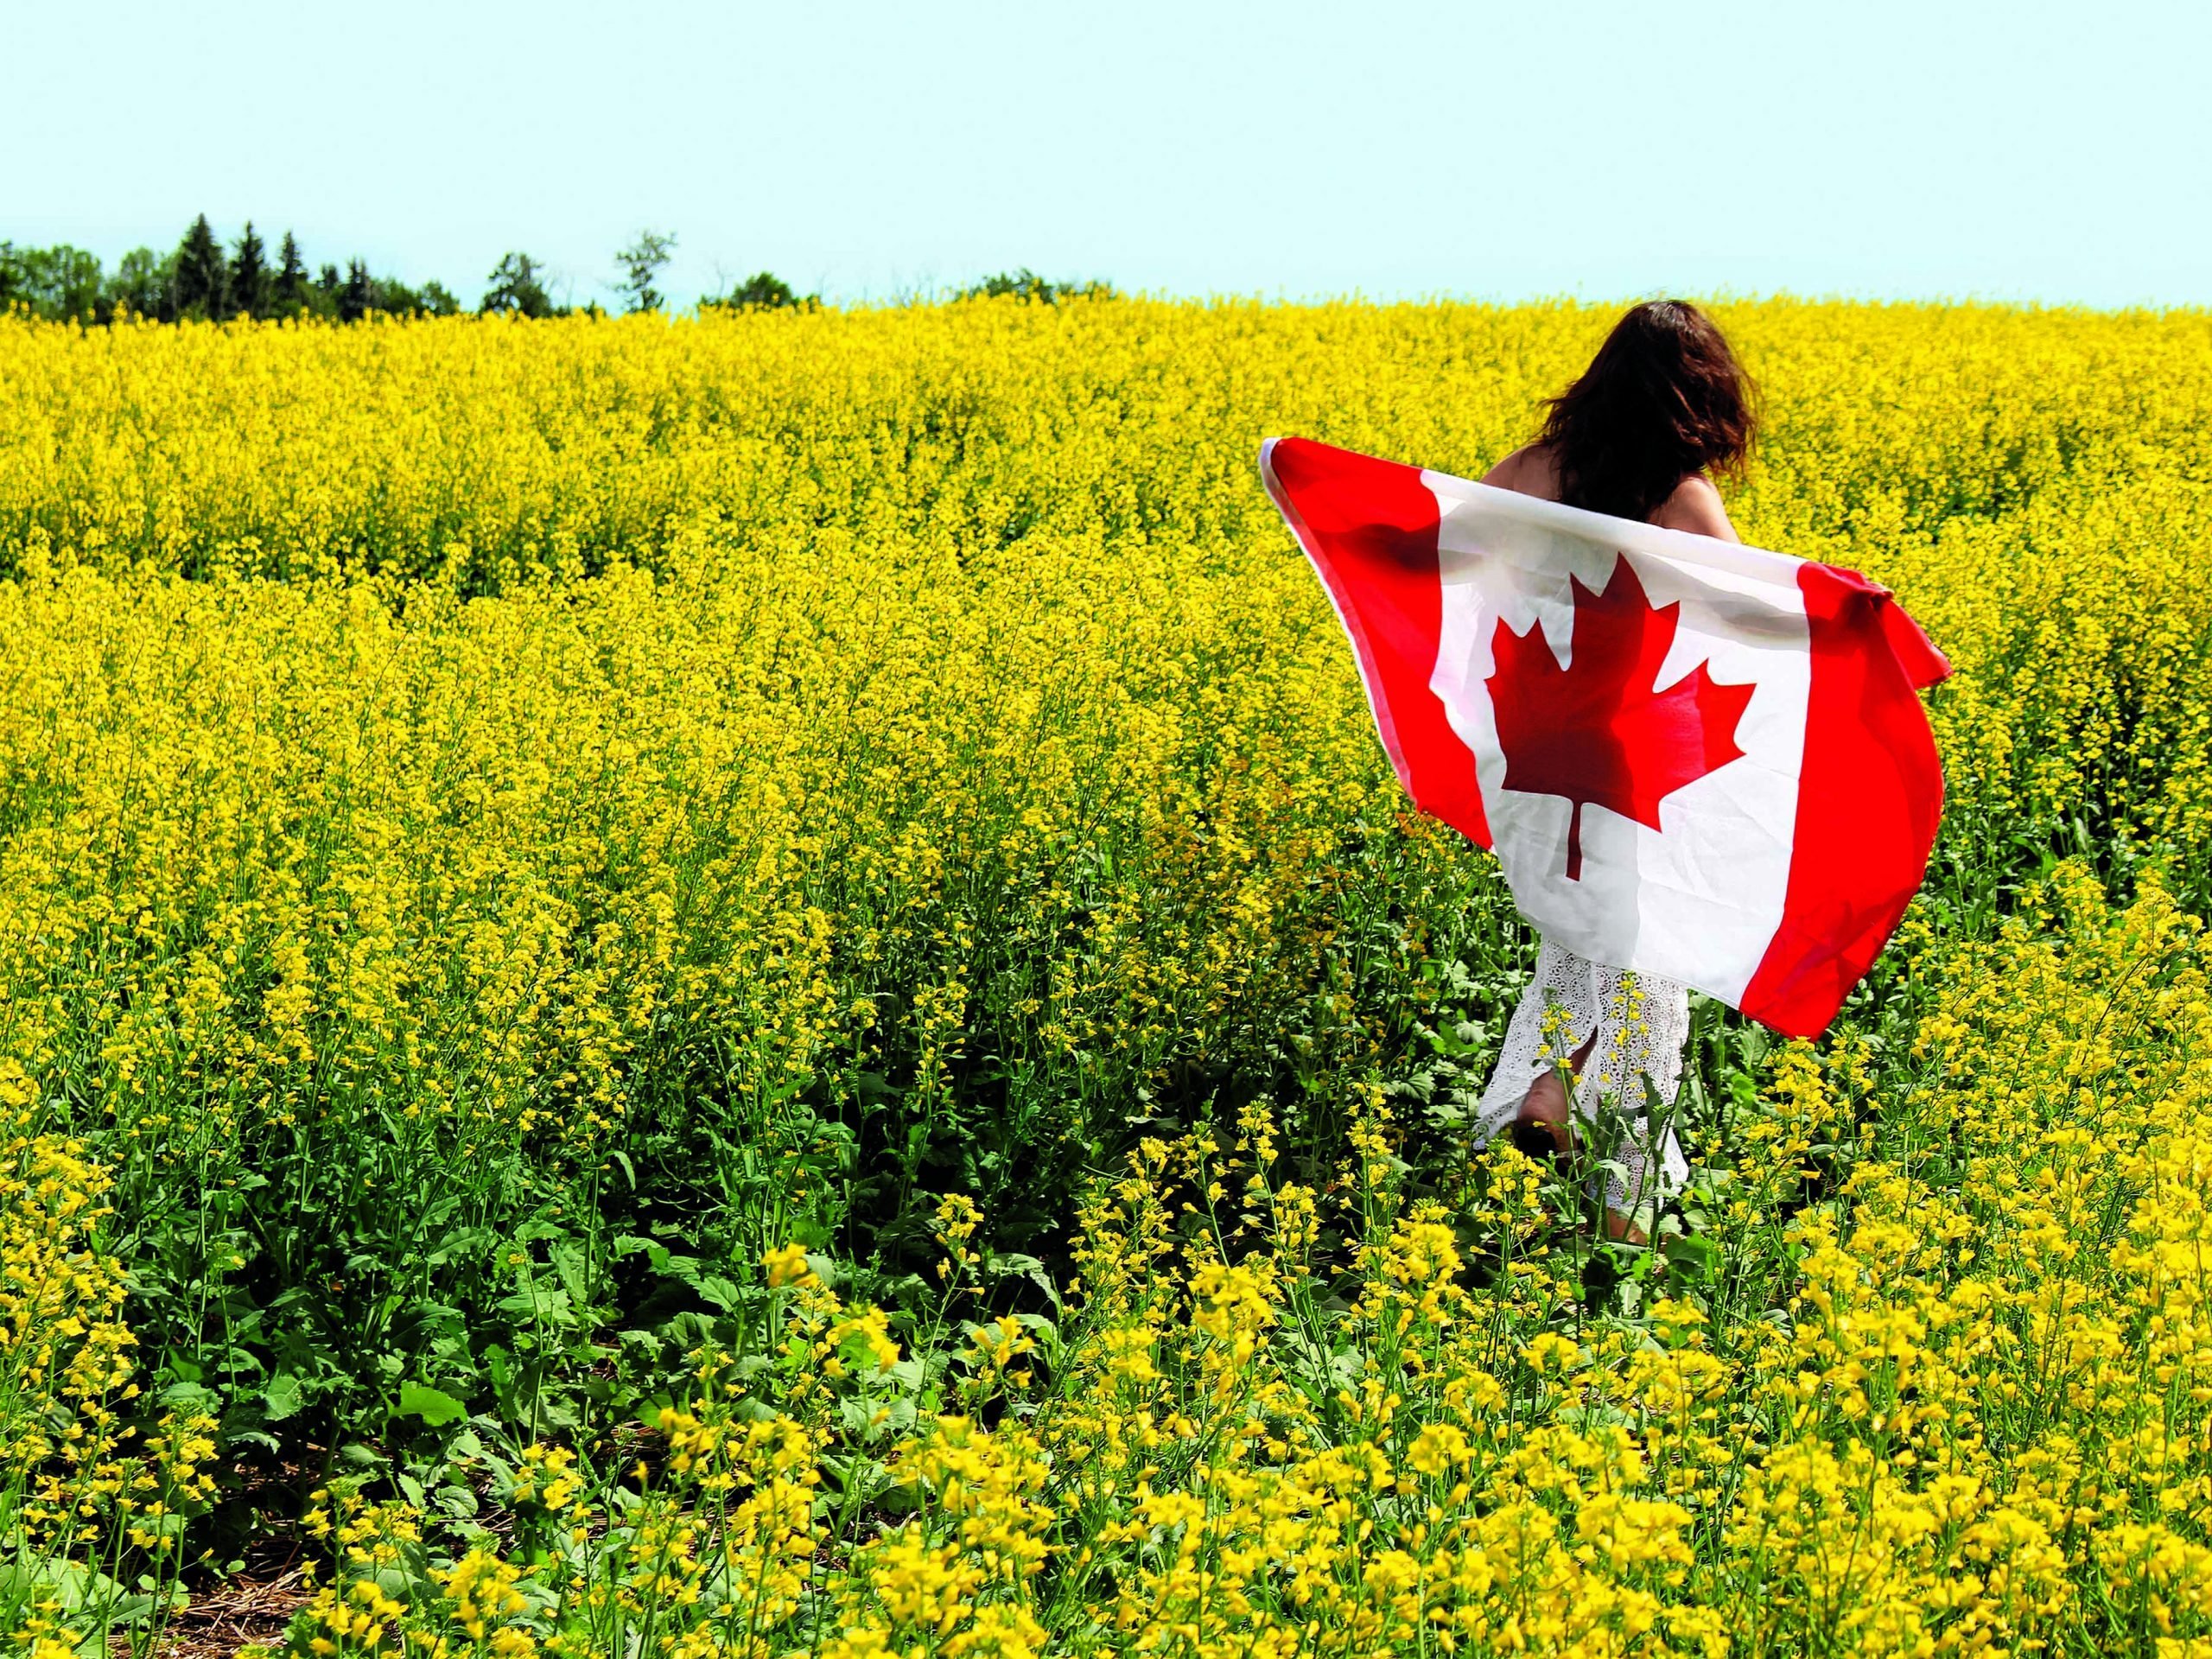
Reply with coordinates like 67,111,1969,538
1262,435,1950,1039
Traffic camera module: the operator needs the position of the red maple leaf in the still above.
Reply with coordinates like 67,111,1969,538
1486,556,1754,880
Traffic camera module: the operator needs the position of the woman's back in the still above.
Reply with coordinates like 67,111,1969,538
1482,441,1740,542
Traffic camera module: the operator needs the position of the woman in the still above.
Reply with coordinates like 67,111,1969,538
1473,299,1755,1244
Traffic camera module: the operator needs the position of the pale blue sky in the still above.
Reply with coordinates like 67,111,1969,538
4,0,2205,310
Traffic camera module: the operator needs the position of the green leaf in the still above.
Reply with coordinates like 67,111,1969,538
261,1372,306,1422
695,1274,744,1313
395,1382,467,1427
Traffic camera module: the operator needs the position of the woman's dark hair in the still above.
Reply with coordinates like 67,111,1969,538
1539,300,1756,521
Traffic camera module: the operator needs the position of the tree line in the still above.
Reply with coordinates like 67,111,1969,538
3,215,1110,324
0,218,818,324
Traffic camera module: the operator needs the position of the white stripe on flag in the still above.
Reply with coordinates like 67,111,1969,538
1422,476,1810,1002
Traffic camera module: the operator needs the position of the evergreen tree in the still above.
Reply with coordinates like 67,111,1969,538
481,251,554,319
171,214,229,320
230,221,270,320
339,258,373,322
273,232,308,314
1,223,469,329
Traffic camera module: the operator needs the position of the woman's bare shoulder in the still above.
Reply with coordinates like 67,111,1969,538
1649,473,1740,543
1481,442,1562,501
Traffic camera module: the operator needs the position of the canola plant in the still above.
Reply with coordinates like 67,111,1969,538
0,299,2207,1656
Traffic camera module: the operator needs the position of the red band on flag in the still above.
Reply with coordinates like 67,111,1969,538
1738,563,1948,1037
1818,563,1955,690
1878,590,1953,690
1262,438,1489,847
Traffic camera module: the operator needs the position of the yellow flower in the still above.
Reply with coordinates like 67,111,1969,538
763,1243,817,1289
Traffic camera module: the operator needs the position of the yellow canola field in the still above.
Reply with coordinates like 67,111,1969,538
3,300,2209,847
305,883,2212,1659
0,300,2208,1656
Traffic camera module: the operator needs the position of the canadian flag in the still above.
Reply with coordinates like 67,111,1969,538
1262,436,1950,1039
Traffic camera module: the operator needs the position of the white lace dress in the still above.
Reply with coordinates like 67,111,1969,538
1474,937,1693,1225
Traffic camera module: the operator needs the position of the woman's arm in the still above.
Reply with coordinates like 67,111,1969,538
1650,474,1740,542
